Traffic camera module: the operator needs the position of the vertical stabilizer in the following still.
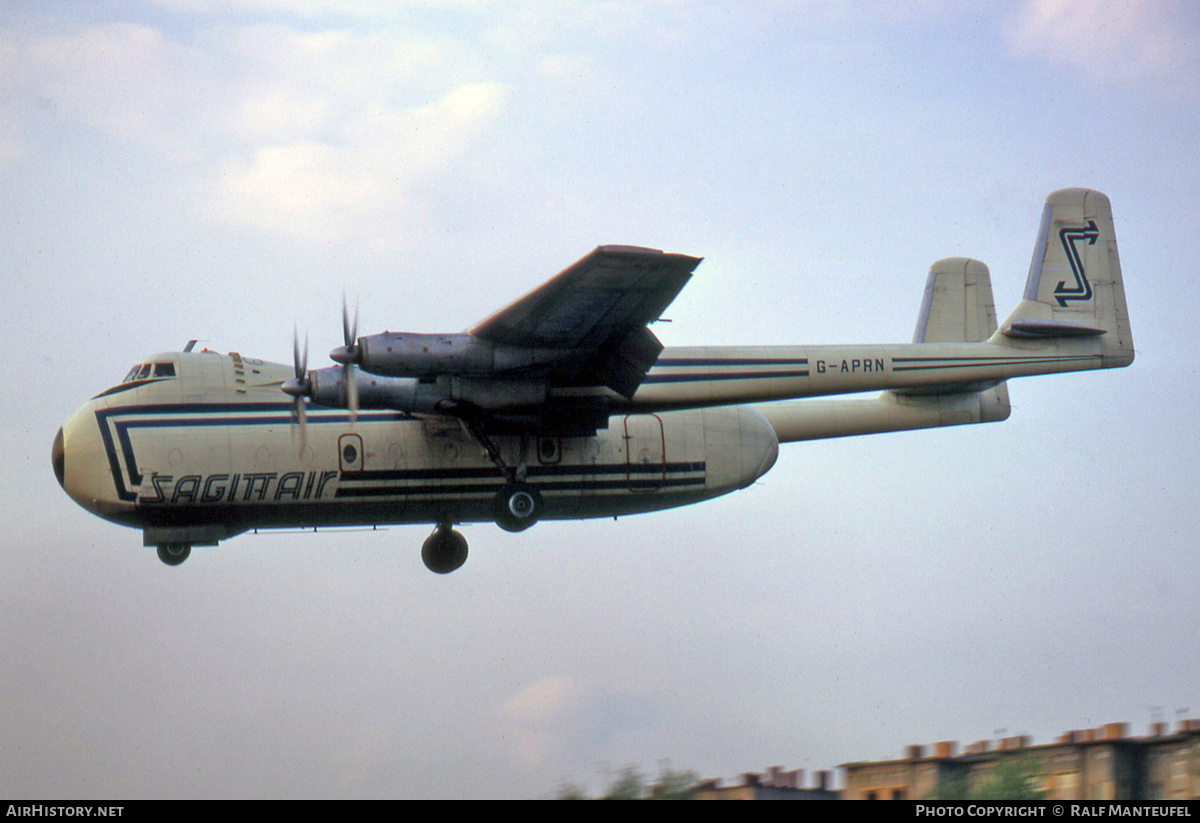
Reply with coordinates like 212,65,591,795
913,257,998,344
995,188,1134,367
756,255,1012,442
899,256,1010,411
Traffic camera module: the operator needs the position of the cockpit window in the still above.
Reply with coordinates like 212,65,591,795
120,362,177,384
100,360,178,398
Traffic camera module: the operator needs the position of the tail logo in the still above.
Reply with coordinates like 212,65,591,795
1054,220,1099,307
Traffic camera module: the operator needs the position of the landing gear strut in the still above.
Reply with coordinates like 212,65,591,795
157,543,191,566
455,416,544,534
421,524,468,574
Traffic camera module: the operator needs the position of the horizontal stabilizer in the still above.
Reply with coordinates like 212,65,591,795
754,254,1011,441
1003,319,1106,339
898,256,1007,397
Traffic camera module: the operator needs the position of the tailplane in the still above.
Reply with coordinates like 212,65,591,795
757,256,1012,442
898,256,1011,413
994,188,1134,367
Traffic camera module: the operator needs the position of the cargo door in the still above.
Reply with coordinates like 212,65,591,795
623,414,665,492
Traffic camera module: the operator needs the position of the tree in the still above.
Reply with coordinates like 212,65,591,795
928,755,1044,801
553,779,589,800
650,766,699,800
972,755,1045,801
552,763,699,800
602,765,646,800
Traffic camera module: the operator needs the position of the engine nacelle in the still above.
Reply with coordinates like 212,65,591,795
307,367,548,414
356,332,574,378
308,367,446,414
447,377,546,409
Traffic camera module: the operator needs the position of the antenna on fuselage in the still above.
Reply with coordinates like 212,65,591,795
183,340,198,352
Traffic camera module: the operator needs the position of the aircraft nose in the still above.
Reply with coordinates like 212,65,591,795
54,410,118,520
52,426,66,489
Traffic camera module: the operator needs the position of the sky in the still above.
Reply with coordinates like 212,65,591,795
2,0,1198,800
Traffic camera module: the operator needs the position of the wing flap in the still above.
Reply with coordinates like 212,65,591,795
565,325,665,398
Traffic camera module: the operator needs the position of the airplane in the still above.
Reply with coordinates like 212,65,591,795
52,188,1133,573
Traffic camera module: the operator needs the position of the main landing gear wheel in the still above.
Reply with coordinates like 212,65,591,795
493,483,542,533
157,543,191,566
421,525,468,574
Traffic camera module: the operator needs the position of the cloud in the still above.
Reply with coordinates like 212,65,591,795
211,80,508,239
1006,0,1198,89
154,0,499,19
5,18,511,243
504,675,578,721
499,674,670,774
27,24,223,156
213,142,383,232
502,676,581,767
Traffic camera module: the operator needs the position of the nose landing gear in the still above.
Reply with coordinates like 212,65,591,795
156,543,191,566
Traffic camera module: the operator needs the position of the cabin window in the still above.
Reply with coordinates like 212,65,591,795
154,362,176,378
538,437,561,464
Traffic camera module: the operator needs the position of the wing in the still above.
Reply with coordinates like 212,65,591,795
468,245,701,397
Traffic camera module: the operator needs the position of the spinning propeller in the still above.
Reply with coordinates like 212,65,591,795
280,297,361,440
280,327,309,453
329,295,360,423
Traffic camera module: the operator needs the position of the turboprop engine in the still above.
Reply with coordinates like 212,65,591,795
305,366,445,414
304,365,549,414
282,303,561,424
333,332,576,379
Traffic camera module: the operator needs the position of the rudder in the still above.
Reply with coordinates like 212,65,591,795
995,188,1134,367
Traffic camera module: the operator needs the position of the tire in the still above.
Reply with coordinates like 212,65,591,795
493,483,542,533
421,528,468,574
157,543,191,566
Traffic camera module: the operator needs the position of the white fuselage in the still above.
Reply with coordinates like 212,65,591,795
56,349,780,542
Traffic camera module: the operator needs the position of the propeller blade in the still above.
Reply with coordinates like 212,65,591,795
345,364,358,423
342,293,359,348
295,395,307,454
332,295,361,366
339,294,359,423
293,325,308,379
285,325,311,455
